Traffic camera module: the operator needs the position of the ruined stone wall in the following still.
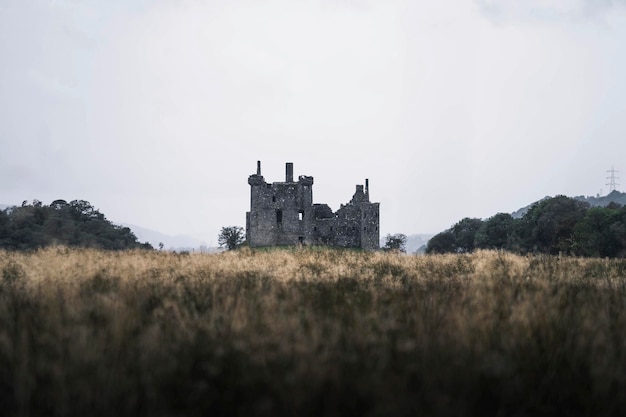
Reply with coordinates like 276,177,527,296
247,162,379,250
332,203,362,248
247,164,314,247
359,202,380,250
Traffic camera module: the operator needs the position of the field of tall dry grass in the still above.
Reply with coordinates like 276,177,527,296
2,247,626,416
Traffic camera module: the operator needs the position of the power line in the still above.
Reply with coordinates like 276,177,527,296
606,166,620,193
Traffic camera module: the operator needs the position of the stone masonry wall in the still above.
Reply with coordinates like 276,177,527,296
246,162,379,250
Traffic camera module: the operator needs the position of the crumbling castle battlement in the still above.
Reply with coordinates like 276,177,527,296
246,161,379,250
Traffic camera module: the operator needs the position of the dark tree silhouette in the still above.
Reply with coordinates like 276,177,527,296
218,226,245,250
427,196,626,258
0,200,152,251
383,233,407,252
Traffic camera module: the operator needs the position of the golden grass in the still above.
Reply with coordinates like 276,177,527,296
2,247,626,416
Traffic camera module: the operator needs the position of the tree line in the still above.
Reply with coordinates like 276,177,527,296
0,200,152,250
426,195,626,258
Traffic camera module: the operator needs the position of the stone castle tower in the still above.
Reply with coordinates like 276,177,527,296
246,161,380,250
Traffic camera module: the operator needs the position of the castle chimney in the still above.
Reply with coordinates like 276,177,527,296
286,162,293,182
365,179,369,199
257,161,261,175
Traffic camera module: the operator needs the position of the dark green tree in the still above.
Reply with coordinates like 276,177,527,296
425,218,482,254
425,231,457,254
610,211,626,258
383,233,407,252
0,200,152,250
425,195,626,258
475,213,516,250
218,226,245,250
69,200,105,221
572,205,626,257
518,196,588,255
451,217,483,253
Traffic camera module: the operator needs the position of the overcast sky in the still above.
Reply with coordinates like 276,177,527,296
1,0,626,244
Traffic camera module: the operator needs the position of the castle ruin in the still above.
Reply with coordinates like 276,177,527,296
246,161,380,250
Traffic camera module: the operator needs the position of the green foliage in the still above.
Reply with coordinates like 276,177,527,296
0,200,152,251
451,217,483,253
572,205,626,257
475,213,516,250
425,231,457,254
426,218,483,254
218,226,245,250
429,196,626,258
518,195,588,255
382,233,407,252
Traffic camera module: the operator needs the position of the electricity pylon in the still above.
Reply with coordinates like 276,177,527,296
606,166,620,193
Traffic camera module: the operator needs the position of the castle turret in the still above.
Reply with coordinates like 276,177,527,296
248,161,265,186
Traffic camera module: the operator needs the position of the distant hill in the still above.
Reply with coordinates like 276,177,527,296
574,190,626,208
512,191,626,219
123,224,216,252
512,197,550,219
406,234,434,254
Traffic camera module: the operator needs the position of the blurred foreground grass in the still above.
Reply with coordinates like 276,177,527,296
2,247,626,416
